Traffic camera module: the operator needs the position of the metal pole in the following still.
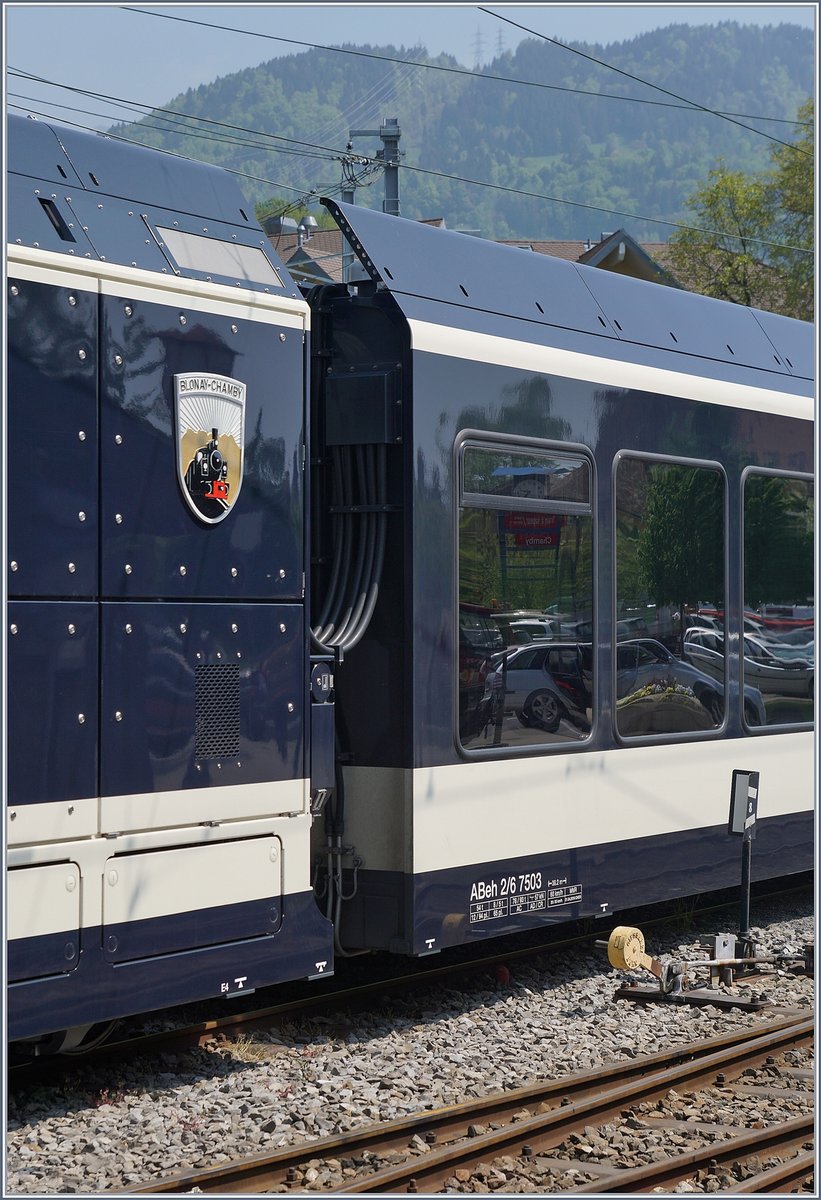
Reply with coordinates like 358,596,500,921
738,831,753,973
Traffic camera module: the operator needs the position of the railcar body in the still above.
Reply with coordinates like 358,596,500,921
5,115,814,1049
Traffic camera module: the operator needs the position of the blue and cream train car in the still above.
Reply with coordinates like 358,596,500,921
6,114,814,1050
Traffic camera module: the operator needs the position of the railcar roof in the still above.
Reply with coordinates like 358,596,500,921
324,200,814,392
6,114,299,297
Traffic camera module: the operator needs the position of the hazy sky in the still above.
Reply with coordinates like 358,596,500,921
5,4,816,131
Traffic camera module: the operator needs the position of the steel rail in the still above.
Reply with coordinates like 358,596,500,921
568,1115,813,1192
122,1013,812,1194
725,1149,816,1193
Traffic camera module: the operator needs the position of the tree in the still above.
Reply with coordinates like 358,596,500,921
668,99,814,319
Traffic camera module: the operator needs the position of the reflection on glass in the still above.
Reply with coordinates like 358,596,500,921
458,444,593,749
616,459,726,736
742,474,813,726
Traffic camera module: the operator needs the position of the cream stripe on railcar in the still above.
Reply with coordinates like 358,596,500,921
7,246,310,331
408,319,813,421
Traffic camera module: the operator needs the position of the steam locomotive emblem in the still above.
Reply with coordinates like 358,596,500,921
174,373,246,524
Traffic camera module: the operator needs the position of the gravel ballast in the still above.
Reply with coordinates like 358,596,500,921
5,890,814,1194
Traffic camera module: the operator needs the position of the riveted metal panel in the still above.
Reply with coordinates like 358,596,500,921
99,293,304,599
102,836,283,961
6,175,97,257
6,114,84,187
100,602,304,798
7,276,98,596
7,863,81,981
7,601,98,807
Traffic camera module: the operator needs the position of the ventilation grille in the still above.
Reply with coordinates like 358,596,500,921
195,664,240,758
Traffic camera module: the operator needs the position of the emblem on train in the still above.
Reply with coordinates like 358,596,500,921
174,373,246,524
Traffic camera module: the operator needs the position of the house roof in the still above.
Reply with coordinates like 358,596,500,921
272,220,679,289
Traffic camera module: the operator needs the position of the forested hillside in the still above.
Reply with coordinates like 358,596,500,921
112,21,813,241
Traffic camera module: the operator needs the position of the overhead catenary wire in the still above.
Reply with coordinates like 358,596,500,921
122,6,811,132
9,93,810,258
479,5,812,155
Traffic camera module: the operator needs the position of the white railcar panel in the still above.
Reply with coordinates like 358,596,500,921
7,797,97,848
103,835,282,924
100,777,307,834
8,862,81,940
410,733,814,874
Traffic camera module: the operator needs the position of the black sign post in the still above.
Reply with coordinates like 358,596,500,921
728,770,759,973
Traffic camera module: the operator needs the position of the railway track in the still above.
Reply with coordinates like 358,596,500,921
124,1012,813,1194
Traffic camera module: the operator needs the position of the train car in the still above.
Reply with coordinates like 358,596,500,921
5,114,814,1051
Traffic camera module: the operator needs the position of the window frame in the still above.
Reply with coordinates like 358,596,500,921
454,430,596,758
613,449,729,745
740,466,814,734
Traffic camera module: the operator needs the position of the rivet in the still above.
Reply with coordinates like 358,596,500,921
179,314,187,326
10,561,18,572
10,285,18,296
280,623,286,633
65,875,77,891
115,513,123,524
287,702,295,713
78,511,86,522
65,942,76,960
78,431,86,441
67,806,74,815
279,569,286,579
124,564,132,574
124,305,133,316
196,763,202,771
179,565,187,576
231,324,238,334
78,348,87,361
196,652,202,660
114,711,123,722
68,294,77,306
279,333,286,342
237,761,242,767
216,651,222,659
9,811,16,821
125,623,133,634
237,652,242,659
269,846,279,862
217,762,222,769
115,434,123,445
114,354,123,366
107,935,118,952
68,624,76,635
68,562,76,573
231,567,238,577
231,623,238,633
78,713,85,724
180,623,187,634
10,624,18,635
97,203,103,210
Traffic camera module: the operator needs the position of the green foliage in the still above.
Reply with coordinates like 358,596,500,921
637,465,723,612
744,476,814,607
668,98,813,317
108,24,813,247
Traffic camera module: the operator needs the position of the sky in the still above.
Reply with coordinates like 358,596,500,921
4,4,817,132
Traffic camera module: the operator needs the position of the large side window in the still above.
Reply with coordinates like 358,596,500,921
616,457,725,737
458,440,593,750
743,473,814,727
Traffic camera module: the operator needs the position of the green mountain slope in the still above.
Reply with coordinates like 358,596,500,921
110,21,813,241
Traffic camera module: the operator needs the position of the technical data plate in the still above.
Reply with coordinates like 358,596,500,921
7,274,98,597
99,293,304,600
7,601,98,807
102,836,283,963
7,862,81,982
325,199,619,339
100,602,305,798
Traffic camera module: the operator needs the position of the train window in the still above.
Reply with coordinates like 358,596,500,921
742,473,814,728
615,457,726,738
458,441,593,751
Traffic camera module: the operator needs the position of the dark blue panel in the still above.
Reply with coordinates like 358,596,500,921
99,294,304,600
7,277,98,597
6,113,84,186
104,893,282,963
6,175,98,257
8,889,333,1042
750,308,815,380
7,601,98,806
100,602,304,796
326,199,619,340
8,929,80,982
